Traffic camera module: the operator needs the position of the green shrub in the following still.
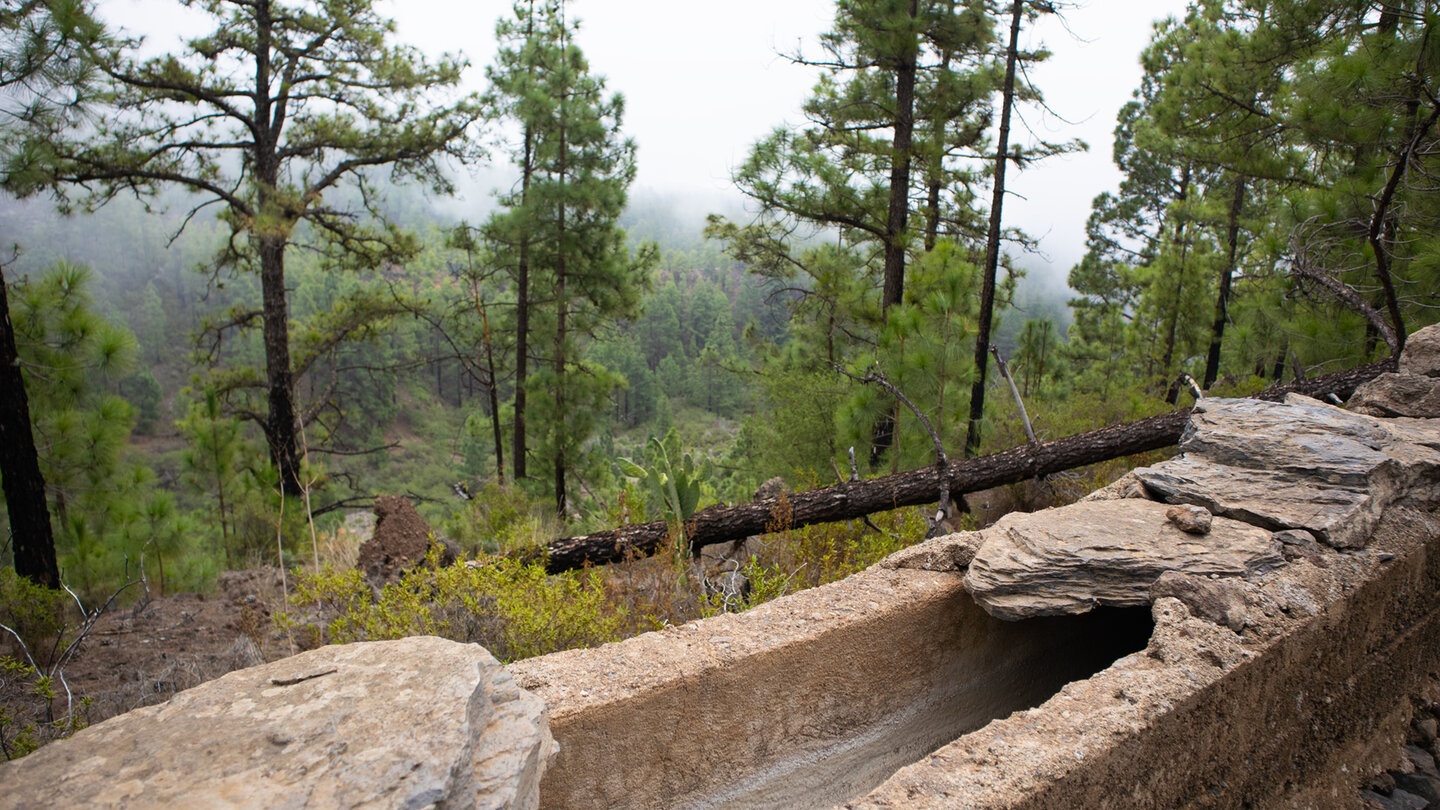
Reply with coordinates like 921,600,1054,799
0,570,69,667
0,655,90,761
282,551,623,662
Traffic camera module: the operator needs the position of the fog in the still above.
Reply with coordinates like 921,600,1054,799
93,0,1188,303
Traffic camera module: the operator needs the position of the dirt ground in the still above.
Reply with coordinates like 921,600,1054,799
3,568,296,745
3,503,437,753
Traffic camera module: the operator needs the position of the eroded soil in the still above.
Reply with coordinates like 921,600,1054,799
3,569,295,752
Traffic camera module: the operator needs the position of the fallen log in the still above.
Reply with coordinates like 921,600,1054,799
544,359,1394,574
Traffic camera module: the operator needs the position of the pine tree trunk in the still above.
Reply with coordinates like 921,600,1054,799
0,265,60,589
252,0,303,497
513,125,534,482
1204,175,1247,388
258,233,304,496
1159,164,1192,392
543,359,1392,573
553,72,569,517
867,0,920,470
479,299,505,483
965,0,1024,458
881,0,918,312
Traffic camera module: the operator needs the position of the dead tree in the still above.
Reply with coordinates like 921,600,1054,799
542,359,1392,574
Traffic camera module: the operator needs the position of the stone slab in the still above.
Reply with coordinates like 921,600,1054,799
0,636,555,810
1134,395,1440,549
963,499,1283,620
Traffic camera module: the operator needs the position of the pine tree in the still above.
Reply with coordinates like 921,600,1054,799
0,0,107,588
483,0,655,514
5,0,482,496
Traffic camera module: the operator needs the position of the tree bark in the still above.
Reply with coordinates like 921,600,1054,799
513,122,534,482
544,358,1392,573
1203,174,1247,389
258,232,304,497
881,0,918,313
0,265,60,589
964,0,1024,458
867,0,920,470
253,0,303,497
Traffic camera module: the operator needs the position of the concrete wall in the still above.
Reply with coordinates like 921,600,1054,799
509,571,1152,810
855,505,1440,809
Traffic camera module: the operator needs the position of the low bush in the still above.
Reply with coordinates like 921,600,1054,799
281,549,623,662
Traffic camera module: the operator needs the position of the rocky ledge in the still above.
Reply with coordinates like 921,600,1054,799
888,324,1440,625
0,636,556,810
888,390,1440,621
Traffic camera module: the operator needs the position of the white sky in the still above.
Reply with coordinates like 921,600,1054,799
103,0,1190,280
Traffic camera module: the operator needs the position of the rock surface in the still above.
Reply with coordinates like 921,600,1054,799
1165,504,1213,534
1150,570,1251,632
963,499,1283,620
1348,372,1440,419
0,637,555,810
1399,322,1440,378
1134,395,1440,549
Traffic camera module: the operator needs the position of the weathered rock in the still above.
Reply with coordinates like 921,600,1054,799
1394,772,1440,805
1078,470,1151,502
752,476,786,502
1348,372,1440,418
1275,529,1328,567
1406,744,1440,777
1366,788,1430,810
1416,715,1439,744
357,495,445,584
963,499,1284,620
1134,396,1440,549
1166,504,1213,534
882,530,984,572
1150,570,1250,632
0,637,555,810
1399,322,1440,378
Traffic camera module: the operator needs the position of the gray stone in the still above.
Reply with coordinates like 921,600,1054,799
1406,743,1440,778
1150,571,1250,632
1399,322,1440,377
1134,396,1440,549
1394,772,1440,805
753,476,786,502
882,531,984,572
1165,504,1212,534
963,499,1284,620
1369,787,1430,810
1274,529,1328,567
1416,715,1439,744
1078,471,1150,502
1348,372,1440,418
0,637,556,810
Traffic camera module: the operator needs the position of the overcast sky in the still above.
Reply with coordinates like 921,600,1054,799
105,0,1190,280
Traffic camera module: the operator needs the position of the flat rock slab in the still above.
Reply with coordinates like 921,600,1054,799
1135,395,1440,548
0,636,555,810
964,499,1283,620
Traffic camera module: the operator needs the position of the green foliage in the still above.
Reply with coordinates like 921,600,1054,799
117,368,162,434
177,387,251,567
283,553,622,663
701,501,924,617
618,427,712,573
0,568,104,761
0,569,67,666
482,0,658,511
618,429,706,528
442,481,557,558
